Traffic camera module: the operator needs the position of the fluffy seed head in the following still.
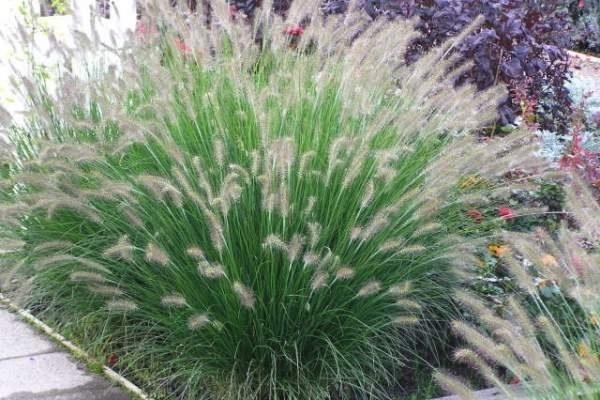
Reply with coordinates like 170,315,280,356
198,261,227,279
161,293,188,308
233,281,256,309
186,246,205,259
88,285,123,297
145,242,170,266
357,281,382,297
187,313,210,331
335,267,355,280
103,235,135,262
106,299,138,312
311,271,329,291
70,271,106,283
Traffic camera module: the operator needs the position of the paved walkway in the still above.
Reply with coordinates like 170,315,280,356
0,305,129,400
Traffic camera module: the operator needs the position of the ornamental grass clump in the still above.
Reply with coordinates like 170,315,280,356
0,1,547,398
437,176,600,399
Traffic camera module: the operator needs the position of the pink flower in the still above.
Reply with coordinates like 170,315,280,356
174,37,191,54
497,207,515,220
284,25,305,37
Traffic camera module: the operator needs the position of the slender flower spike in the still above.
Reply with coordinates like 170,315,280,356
311,271,328,291
335,267,355,280
357,281,382,297
233,281,256,309
145,242,170,266
186,246,205,259
161,294,188,308
187,313,210,331
198,261,227,279
106,300,138,312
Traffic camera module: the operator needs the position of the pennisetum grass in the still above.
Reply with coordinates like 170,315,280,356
436,175,600,400
0,1,548,398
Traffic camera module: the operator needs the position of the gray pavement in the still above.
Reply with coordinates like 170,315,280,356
0,306,129,400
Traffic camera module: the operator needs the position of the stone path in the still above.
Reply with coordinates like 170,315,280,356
0,305,129,400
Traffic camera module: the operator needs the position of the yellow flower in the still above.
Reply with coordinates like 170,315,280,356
488,244,510,258
578,341,591,358
541,254,558,268
459,175,486,190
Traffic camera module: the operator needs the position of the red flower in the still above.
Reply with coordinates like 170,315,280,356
284,25,305,37
106,354,119,367
498,207,515,220
173,37,191,54
578,0,585,9
466,209,484,223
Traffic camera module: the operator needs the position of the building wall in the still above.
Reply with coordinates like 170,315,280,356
0,0,137,134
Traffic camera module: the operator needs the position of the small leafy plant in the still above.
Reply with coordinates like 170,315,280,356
0,2,547,399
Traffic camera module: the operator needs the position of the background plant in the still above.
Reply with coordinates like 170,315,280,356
569,0,600,55
436,175,600,399
224,0,573,134
0,2,551,399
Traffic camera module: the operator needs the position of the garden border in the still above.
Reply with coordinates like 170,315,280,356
0,291,152,400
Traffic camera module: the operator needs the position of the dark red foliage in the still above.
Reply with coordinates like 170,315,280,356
228,0,573,133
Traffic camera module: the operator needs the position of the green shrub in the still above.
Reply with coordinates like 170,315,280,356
0,3,541,399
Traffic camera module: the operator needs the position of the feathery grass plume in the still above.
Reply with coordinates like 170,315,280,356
233,281,256,310
186,246,204,259
434,372,477,400
357,281,382,297
187,313,210,331
161,293,188,308
198,260,227,279
103,236,135,262
262,234,288,252
398,245,427,255
119,205,145,229
335,266,355,280
70,271,106,284
0,1,546,398
145,242,170,266
88,285,123,297
106,299,138,313
32,195,102,224
310,270,329,292
439,178,600,399
391,316,420,325
34,254,79,270
286,234,305,262
137,174,183,207
32,241,73,253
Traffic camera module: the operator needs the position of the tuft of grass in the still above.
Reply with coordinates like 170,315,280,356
0,1,547,398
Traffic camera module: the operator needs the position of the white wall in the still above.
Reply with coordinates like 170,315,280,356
0,0,137,134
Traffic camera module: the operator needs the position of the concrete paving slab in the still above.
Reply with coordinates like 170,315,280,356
3,382,129,400
0,352,96,398
0,310,57,360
